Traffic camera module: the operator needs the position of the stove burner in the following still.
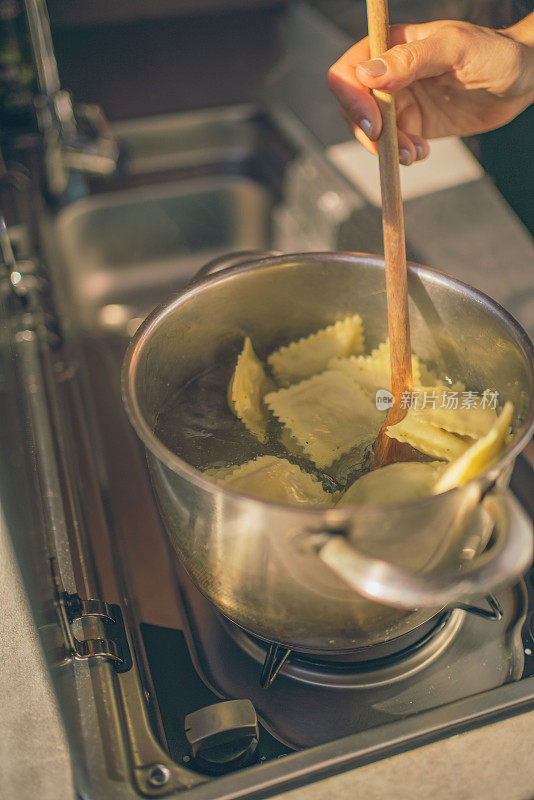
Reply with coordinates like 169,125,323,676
221,609,465,688
172,561,527,750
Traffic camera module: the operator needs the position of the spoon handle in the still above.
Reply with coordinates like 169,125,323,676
366,0,413,413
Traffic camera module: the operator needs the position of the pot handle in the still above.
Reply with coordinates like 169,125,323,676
194,250,282,281
317,489,533,609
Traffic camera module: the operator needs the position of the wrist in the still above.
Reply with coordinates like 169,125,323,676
503,12,534,47
501,18,534,103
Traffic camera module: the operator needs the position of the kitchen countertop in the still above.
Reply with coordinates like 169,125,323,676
2,3,533,799
287,708,534,800
0,514,74,800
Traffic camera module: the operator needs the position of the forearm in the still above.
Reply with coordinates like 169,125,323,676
505,11,534,47
501,12,534,104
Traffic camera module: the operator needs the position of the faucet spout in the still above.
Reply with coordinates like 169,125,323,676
23,0,122,194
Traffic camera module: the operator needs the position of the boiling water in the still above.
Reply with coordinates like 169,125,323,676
154,363,369,492
155,363,265,470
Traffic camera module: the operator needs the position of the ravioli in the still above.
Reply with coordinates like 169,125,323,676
328,351,392,399
371,339,447,388
409,390,497,439
200,318,515,505
205,455,333,506
385,384,500,461
265,369,383,468
277,425,305,457
203,464,236,481
369,340,430,387
433,402,513,493
268,314,364,386
386,416,472,461
227,337,275,443
328,338,438,400
337,461,445,507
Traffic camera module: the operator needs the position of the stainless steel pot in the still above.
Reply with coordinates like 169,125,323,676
122,252,534,654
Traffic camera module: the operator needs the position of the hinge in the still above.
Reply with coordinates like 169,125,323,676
54,570,132,673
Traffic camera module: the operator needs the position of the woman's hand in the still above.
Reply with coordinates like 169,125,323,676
327,16,534,165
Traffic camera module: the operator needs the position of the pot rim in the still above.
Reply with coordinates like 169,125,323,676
121,251,534,517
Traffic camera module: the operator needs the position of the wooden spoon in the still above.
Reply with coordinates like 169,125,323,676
367,0,415,470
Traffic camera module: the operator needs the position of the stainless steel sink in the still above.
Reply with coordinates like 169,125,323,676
51,106,299,336
55,175,273,332
49,104,381,339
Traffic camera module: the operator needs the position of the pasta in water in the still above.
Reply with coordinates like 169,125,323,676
433,402,513,494
337,461,445,507
328,339,438,400
206,455,333,506
408,388,498,439
386,416,473,461
368,340,431,387
327,352,393,399
227,337,275,443
277,425,305,457
265,369,383,468
201,318,517,508
371,341,460,390
386,386,500,461
268,314,364,386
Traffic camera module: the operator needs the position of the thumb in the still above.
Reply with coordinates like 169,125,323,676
356,31,465,92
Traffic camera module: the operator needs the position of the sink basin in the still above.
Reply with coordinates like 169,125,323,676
52,106,299,336
56,175,273,332
50,104,381,340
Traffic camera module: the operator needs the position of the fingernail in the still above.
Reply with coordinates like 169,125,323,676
358,58,387,77
415,144,425,161
359,118,374,138
399,148,412,166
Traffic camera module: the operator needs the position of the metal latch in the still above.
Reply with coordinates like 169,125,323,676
56,588,133,674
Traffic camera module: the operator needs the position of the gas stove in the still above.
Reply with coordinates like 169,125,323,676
2,103,534,800
143,565,531,760
74,304,534,794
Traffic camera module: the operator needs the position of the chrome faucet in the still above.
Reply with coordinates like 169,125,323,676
23,0,121,195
